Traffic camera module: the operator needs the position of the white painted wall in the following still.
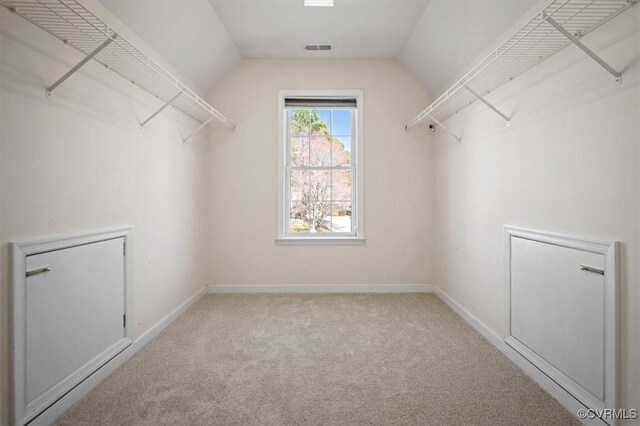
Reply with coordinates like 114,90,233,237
206,59,434,286
0,3,213,423
432,5,640,416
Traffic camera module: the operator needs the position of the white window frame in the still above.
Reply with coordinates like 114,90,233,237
276,89,365,245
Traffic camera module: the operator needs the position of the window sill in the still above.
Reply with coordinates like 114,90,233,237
276,237,366,246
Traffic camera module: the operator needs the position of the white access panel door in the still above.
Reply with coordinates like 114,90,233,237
23,237,128,418
510,236,605,401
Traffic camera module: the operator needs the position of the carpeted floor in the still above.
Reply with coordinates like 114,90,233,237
55,294,579,426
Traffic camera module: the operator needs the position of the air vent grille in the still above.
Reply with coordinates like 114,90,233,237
304,45,332,51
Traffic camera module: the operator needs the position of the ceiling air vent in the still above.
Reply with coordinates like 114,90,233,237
304,44,332,51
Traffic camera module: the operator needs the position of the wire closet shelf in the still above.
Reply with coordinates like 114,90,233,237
1,0,235,136
405,0,637,138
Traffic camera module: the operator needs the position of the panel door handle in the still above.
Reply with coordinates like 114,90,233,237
580,265,604,275
26,267,52,277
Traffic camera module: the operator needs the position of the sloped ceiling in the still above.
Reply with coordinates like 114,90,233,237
208,0,429,58
98,0,240,91
401,0,539,93
98,0,539,95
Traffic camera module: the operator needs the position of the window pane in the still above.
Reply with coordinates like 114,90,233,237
290,135,309,166
284,103,358,236
290,202,332,233
331,202,352,233
310,170,331,201
289,109,316,134
331,110,352,136
290,170,309,201
332,136,351,166
332,170,352,202
307,202,332,233
318,110,331,127
309,134,332,166
290,109,330,136
289,202,309,233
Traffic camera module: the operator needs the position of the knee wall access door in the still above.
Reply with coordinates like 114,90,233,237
504,226,617,418
12,228,133,426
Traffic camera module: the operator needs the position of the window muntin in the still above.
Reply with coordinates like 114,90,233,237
285,105,356,236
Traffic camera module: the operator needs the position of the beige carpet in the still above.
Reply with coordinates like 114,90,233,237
56,294,579,426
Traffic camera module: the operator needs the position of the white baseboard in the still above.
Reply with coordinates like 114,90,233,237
207,283,434,294
433,286,605,426
30,287,207,426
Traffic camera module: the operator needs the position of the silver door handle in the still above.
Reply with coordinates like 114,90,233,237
580,265,604,275
26,267,51,277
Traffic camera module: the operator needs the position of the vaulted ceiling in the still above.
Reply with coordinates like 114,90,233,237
401,0,539,93
98,0,240,90
210,0,429,59
98,0,539,94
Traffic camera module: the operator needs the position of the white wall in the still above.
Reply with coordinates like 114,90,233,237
433,5,640,416
0,3,212,423
206,59,434,286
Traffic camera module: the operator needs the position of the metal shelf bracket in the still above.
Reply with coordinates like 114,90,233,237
429,114,462,143
183,116,215,144
140,91,183,128
3,0,235,138
404,115,461,143
543,13,622,85
463,85,511,126
404,1,636,135
46,36,116,97
182,115,232,144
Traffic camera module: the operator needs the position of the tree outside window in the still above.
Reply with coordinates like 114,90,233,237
288,109,353,233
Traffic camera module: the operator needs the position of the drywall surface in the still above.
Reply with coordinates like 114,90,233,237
401,0,538,93
0,4,211,423
207,59,434,286
433,6,640,417
98,0,240,91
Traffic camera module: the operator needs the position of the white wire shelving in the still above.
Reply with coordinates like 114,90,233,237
1,0,235,142
405,0,638,142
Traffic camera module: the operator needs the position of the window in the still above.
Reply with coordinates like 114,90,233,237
277,90,364,244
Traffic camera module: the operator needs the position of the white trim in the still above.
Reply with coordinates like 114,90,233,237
12,227,134,426
433,286,606,426
504,225,618,422
275,237,366,245
277,89,364,242
207,284,433,294
28,286,207,426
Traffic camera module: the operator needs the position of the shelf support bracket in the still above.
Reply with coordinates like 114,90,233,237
46,36,116,97
463,85,511,126
428,114,461,143
140,91,183,128
544,15,622,85
182,115,217,144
